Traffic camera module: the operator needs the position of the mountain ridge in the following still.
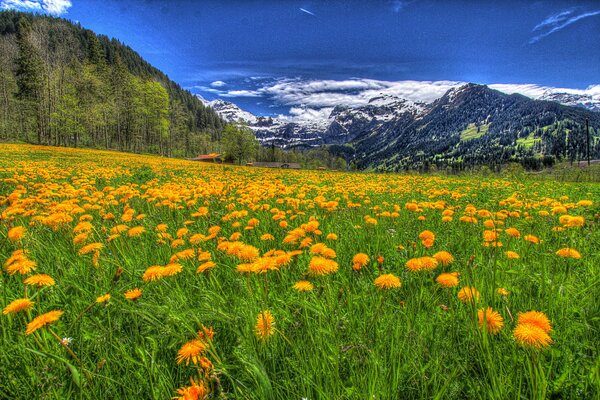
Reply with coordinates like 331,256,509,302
202,83,600,170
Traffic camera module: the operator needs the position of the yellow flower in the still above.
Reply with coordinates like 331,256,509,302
26,310,63,335
79,242,103,255
162,263,183,277
524,235,541,244
418,230,435,247
255,310,275,341
326,233,338,240
196,261,216,273
496,288,510,296
307,256,339,276
517,311,552,333
127,226,145,237
352,253,370,268
505,227,521,238
513,324,552,349
374,273,401,289
555,248,581,259
293,280,314,292
96,294,111,303
23,274,55,287
143,266,164,282
173,378,208,400
433,251,454,266
505,251,520,259
3,298,34,315
458,287,480,304
7,226,25,242
176,339,207,365
483,230,499,242
477,307,504,334
124,288,142,301
436,272,459,288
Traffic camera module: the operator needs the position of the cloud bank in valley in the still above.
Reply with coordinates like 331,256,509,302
195,77,600,123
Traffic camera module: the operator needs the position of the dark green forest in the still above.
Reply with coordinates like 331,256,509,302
0,11,225,157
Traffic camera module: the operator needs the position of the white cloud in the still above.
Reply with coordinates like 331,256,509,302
529,8,600,44
489,83,600,100
204,77,599,124
220,89,262,98
280,107,334,125
255,78,462,108
0,0,72,15
210,80,226,88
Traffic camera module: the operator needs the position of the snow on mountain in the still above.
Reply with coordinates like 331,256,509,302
538,91,600,112
199,82,599,150
202,99,258,124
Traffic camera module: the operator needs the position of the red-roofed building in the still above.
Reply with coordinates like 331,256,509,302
189,153,223,163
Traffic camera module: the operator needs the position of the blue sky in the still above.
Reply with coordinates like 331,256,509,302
3,0,599,118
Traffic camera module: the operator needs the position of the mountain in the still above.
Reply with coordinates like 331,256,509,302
538,90,600,112
203,84,600,171
0,11,224,156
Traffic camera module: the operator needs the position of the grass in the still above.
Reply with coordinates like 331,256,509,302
460,123,489,141
0,144,599,399
516,133,541,149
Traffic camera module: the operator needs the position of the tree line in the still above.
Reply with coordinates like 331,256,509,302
0,11,225,157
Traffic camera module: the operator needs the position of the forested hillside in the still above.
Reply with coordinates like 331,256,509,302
0,11,224,157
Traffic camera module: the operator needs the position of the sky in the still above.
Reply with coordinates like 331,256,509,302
2,0,599,120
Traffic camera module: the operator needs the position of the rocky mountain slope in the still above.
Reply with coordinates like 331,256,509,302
202,84,600,170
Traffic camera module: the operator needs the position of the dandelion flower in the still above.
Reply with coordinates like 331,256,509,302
293,280,314,292
26,310,63,335
162,263,183,277
196,261,216,273
374,273,401,289
505,251,520,259
124,288,142,301
174,378,208,400
555,248,581,259
496,288,510,296
433,251,454,266
96,294,111,303
524,235,541,244
517,311,552,333
405,258,422,272
255,310,275,341
352,253,370,270
24,274,55,287
176,339,206,365
421,256,439,271
127,226,145,237
436,272,459,288
79,242,103,255
505,228,521,238
143,266,164,282
308,256,338,276
478,307,504,334
458,287,480,304
3,298,34,315
419,230,435,247
8,226,25,242
513,324,552,349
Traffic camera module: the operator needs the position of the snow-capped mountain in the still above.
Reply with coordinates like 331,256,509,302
201,98,258,124
200,83,600,170
199,94,430,148
539,91,600,112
